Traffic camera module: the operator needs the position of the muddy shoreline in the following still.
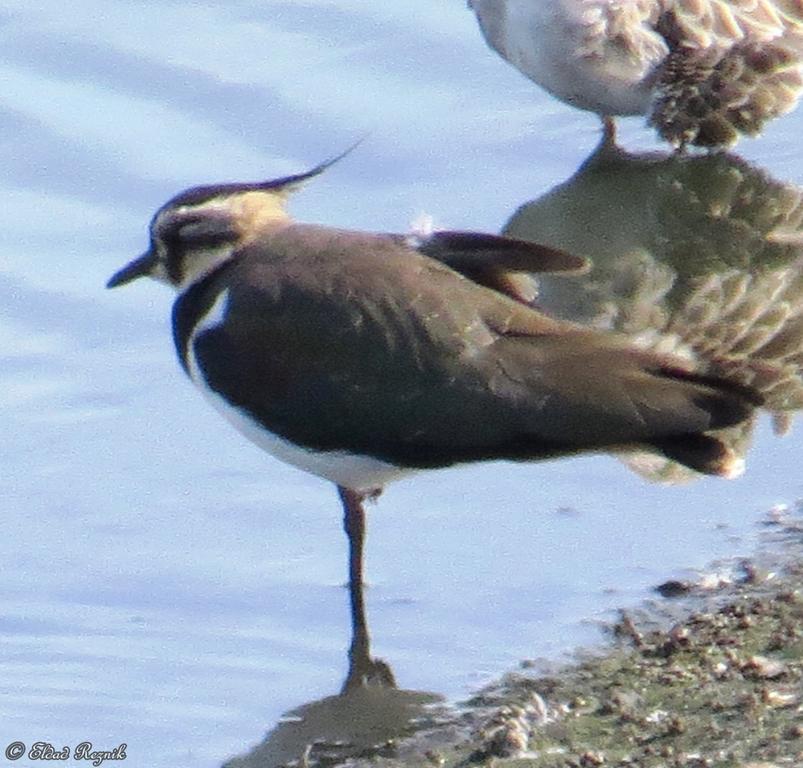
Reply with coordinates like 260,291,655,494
347,506,803,768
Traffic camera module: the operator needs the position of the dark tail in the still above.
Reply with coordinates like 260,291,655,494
648,366,763,477
650,432,744,477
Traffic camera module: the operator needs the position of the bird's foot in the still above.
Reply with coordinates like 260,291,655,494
602,116,617,146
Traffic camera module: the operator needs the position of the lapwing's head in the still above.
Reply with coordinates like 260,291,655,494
107,146,356,292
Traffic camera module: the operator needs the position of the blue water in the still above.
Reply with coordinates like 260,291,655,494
2,3,802,767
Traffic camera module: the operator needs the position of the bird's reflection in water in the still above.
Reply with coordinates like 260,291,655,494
223,566,444,768
505,142,803,482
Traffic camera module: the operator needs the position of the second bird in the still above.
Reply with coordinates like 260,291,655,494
469,0,803,148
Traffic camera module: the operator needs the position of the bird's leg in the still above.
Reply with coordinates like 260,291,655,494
340,486,367,597
337,485,395,692
602,115,617,146
586,116,626,168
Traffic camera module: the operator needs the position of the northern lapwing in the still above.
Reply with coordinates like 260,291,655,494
108,154,762,642
468,0,803,148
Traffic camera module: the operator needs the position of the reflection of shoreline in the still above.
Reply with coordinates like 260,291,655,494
503,143,803,482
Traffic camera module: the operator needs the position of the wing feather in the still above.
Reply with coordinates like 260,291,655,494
651,0,803,145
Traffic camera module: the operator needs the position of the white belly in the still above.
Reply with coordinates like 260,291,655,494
476,0,667,115
185,290,413,492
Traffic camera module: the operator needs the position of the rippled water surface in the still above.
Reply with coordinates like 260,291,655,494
3,3,803,767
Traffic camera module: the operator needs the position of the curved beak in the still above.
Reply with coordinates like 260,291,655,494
107,249,158,288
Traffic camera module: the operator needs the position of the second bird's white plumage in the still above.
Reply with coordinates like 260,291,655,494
469,0,803,145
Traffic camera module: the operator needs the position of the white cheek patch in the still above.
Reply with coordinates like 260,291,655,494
150,261,171,285
177,245,236,291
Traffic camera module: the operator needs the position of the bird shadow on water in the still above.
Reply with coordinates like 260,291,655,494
222,572,445,768
219,143,803,768
505,140,803,483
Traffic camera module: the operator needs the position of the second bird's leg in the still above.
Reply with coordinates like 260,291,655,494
337,485,395,692
602,115,617,146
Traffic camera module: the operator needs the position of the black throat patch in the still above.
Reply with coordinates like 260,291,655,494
172,260,239,376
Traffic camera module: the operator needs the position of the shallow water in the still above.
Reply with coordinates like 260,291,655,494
2,3,803,767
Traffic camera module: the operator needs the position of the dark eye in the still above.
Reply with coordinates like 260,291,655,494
157,212,240,283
